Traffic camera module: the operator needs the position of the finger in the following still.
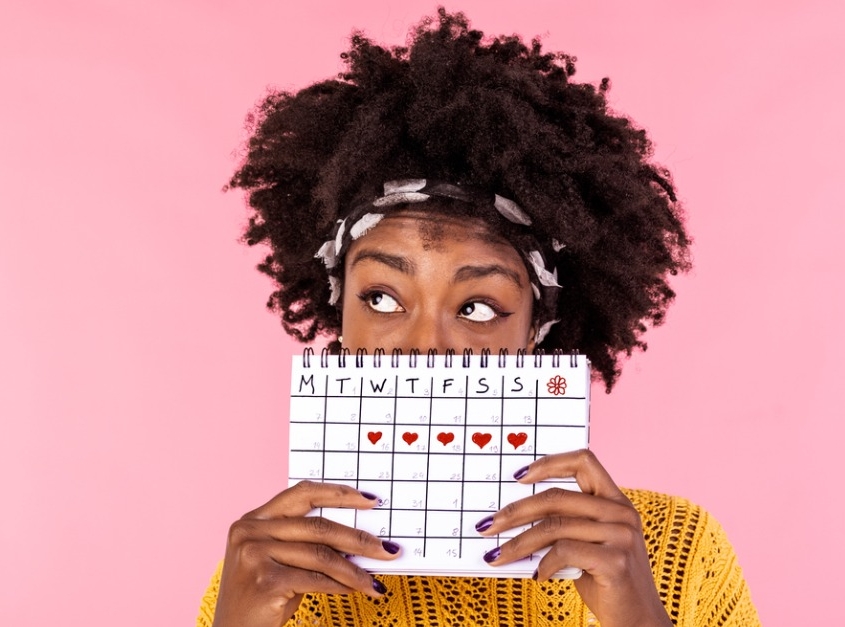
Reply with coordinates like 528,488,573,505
533,538,613,582
478,487,633,535
249,562,385,600
249,481,380,519
257,539,385,597
515,450,629,503
235,516,401,560
484,517,629,566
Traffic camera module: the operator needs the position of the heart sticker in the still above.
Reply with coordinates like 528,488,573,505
367,431,383,445
507,432,528,448
436,432,455,445
472,432,492,449
402,432,419,445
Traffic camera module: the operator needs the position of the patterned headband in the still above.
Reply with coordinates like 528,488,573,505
315,179,562,344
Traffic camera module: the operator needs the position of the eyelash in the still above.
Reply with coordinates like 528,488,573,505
357,290,513,324
357,290,403,315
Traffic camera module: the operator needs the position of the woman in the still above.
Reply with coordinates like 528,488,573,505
198,10,759,627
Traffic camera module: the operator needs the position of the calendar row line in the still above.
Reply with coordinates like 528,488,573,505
291,394,587,400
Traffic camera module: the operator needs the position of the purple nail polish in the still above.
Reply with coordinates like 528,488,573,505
475,515,495,532
360,490,378,500
483,546,501,563
372,578,388,594
382,540,401,554
513,465,530,480
531,568,539,580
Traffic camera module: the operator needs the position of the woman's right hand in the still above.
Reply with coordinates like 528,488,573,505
211,480,401,627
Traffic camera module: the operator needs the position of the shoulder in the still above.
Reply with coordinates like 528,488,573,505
620,487,737,560
621,488,761,627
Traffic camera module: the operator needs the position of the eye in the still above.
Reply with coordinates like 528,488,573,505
362,291,404,313
458,301,498,323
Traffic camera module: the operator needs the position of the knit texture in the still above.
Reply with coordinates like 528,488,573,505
196,489,759,626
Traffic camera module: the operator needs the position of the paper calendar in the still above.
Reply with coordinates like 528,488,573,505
288,349,590,578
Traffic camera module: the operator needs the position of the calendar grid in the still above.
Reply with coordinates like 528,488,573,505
288,353,590,577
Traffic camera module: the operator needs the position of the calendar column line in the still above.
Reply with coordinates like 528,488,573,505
532,376,539,498
387,374,398,539
497,374,505,548
320,373,329,517
457,374,469,558
422,375,433,557
354,374,363,530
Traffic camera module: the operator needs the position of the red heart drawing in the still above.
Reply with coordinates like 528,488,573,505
507,432,528,448
437,432,455,445
402,432,419,445
472,432,492,449
367,431,383,445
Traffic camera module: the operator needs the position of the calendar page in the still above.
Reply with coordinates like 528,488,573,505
288,350,590,578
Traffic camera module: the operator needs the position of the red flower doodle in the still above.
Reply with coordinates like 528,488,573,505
546,375,567,396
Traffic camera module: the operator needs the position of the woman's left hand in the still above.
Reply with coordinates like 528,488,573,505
477,449,672,627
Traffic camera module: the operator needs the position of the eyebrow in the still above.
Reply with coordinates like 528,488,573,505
452,264,523,288
350,250,416,274
350,250,523,288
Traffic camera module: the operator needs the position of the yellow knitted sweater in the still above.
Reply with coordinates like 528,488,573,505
196,489,759,626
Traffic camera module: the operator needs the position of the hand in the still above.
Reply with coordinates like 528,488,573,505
212,481,401,627
477,450,672,627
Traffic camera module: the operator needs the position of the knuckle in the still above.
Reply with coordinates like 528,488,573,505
227,519,257,546
237,538,266,565
619,525,643,550
501,501,519,519
504,534,522,555
291,480,318,495
355,528,377,550
313,542,338,564
307,568,331,588
305,516,334,538
540,487,566,504
620,505,643,530
607,549,629,574
618,521,641,547
537,516,564,536
551,539,570,559
576,448,597,466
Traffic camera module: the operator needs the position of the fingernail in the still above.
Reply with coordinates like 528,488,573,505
372,578,387,594
483,546,501,563
513,465,530,480
531,568,539,580
475,515,495,533
382,540,401,554
360,491,378,500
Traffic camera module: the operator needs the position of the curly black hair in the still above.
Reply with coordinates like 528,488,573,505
229,8,691,391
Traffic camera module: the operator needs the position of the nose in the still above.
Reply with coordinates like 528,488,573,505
400,315,452,354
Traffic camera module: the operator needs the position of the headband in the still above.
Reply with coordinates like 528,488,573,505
315,179,561,344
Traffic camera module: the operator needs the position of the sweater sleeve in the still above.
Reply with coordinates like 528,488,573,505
195,561,223,627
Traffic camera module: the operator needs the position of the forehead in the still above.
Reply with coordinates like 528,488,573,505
350,210,522,258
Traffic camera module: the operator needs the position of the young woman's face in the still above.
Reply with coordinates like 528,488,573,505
340,212,536,354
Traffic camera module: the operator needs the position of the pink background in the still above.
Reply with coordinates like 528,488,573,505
1,2,841,625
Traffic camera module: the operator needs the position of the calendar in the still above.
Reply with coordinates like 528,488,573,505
288,349,590,578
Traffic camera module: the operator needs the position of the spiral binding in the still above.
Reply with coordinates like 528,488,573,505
306,347,582,368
